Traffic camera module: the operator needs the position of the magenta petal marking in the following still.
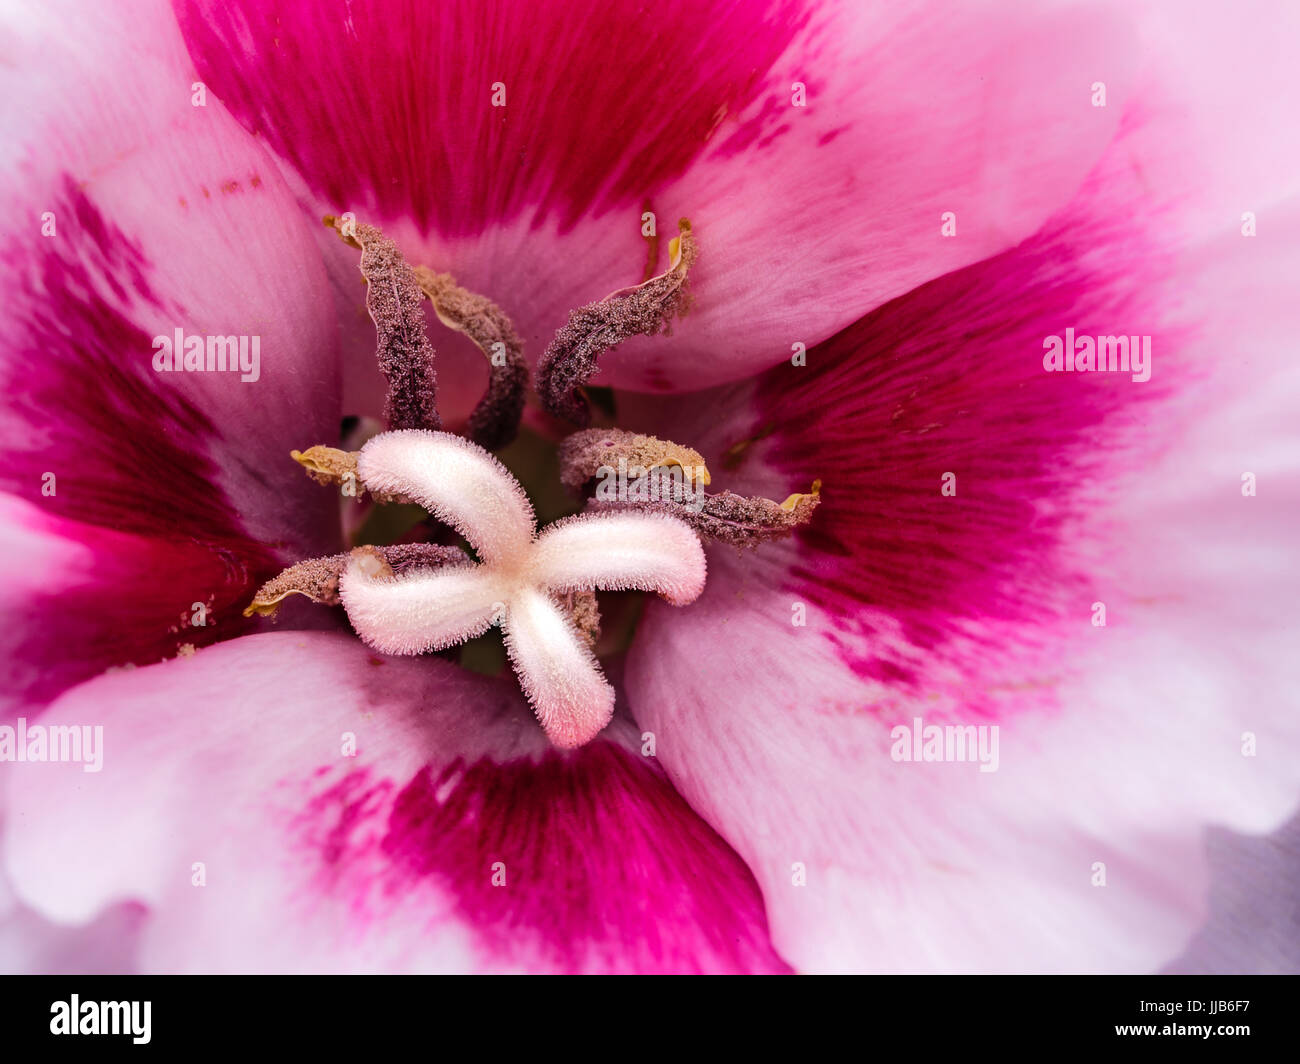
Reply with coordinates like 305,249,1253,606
752,155,1193,703
175,0,805,235
0,179,295,708
297,745,791,974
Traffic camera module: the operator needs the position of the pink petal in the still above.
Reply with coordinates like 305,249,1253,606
531,512,707,605
0,898,144,976
620,125,1300,971
0,0,346,707
0,835,145,974
1132,0,1300,220
1,632,787,973
173,0,1135,393
0,496,298,716
2,0,342,542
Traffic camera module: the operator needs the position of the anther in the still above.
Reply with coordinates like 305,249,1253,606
414,267,529,451
537,219,697,426
325,215,441,432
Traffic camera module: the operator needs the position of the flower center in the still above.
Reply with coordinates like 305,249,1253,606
243,215,819,747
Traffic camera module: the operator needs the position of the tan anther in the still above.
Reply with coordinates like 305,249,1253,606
537,219,697,426
350,544,395,581
291,445,358,485
325,214,441,431
413,267,529,451
558,428,711,494
291,445,411,504
244,543,467,618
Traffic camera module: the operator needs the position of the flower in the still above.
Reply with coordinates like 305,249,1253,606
1,0,1298,975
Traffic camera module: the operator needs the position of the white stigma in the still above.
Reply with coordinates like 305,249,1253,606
338,429,707,748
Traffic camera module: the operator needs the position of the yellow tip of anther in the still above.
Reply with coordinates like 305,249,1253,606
779,480,821,511
243,594,288,618
291,445,357,479
667,219,692,270
658,457,711,487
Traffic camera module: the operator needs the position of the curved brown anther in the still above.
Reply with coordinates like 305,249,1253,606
560,427,819,548
537,219,697,426
413,267,529,451
244,543,468,617
325,215,440,431
587,487,821,549
557,428,711,494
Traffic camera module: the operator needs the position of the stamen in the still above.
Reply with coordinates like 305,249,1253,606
586,489,821,548
557,427,711,494
325,215,440,431
291,444,357,485
560,428,821,547
413,267,529,451
537,219,697,425
243,543,467,617
562,589,601,650
290,445,412,504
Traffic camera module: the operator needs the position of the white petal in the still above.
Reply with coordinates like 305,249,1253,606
500,587,615,749
530,512,706,605
339,557,501,655
357,430,535,565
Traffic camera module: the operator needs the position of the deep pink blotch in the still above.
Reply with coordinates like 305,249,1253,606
174,0,808,236
297,743,791,973
0,177,281,709
753,138,1196,703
